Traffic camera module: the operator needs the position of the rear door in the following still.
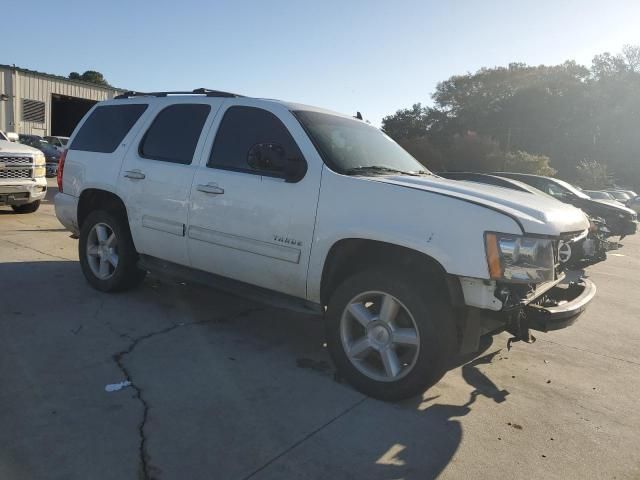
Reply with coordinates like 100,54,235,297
118,98,222,266
187,101,322,298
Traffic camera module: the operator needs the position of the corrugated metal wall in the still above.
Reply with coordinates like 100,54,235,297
0,66,124,136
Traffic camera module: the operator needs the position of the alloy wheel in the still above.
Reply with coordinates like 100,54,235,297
340,291,420,382
86,223,119,280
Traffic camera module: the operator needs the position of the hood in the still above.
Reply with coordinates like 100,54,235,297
589,198,636,216
370,175,589,236
0,140,41,155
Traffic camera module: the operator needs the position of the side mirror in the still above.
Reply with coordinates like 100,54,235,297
247,143,307,183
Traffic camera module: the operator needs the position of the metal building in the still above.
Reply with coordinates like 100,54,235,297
0,64,125,137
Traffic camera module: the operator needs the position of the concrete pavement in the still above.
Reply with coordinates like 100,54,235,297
1,179,639,479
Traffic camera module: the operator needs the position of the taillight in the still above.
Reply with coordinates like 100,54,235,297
57,149,67,192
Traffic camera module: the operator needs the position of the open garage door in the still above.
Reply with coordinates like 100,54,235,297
51,94,97,136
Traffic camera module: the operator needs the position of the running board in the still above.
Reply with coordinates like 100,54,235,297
137,255,323,316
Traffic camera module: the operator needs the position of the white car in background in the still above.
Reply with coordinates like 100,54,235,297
0,139,47,213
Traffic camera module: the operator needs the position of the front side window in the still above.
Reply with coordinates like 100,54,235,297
208,106,303,176
139,104,211,164
294,110,428,176
71,104,148,153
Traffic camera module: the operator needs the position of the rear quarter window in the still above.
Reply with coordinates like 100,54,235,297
70,104,148,153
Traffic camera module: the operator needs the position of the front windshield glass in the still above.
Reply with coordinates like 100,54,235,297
609,191,630,200
550,178,591,199
294,110,429,175
588,191,613,200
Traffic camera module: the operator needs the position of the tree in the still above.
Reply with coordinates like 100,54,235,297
575,160,612,189
381,103,430,140
497,150,556,176
382,45,640,189
68,70,110,86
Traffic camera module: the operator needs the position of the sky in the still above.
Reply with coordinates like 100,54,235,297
5,0,640,125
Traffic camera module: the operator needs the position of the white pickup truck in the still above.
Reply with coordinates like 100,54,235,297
55,89,596,400
0,139,47,213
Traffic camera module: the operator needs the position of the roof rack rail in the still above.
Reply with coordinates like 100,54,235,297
114,88,243,99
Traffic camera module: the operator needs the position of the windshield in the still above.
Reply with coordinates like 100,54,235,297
587,191,613,200
608,191,630,200
294,110,429,175
548,177,591,199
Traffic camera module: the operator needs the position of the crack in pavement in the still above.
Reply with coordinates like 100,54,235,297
109,307,263,480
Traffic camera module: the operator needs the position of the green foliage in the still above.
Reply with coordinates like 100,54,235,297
575,160,612,189
68,70,110,86
382,45,640,189
497,150,556,176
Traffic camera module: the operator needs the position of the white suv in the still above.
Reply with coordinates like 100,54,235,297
55,89,596,400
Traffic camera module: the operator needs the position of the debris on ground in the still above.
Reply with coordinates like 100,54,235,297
105,381,132,392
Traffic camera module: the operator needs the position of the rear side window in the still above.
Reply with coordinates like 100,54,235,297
139,104,211,164
70,104,148,153
208,106,302,175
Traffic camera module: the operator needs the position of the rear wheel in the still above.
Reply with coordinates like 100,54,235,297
11,201,40,214
79,210,146,292
325,268,457,401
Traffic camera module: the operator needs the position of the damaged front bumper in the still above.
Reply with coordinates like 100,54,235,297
524,279,596,332
456,274,596,354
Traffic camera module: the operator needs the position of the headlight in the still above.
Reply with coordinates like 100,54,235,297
485,232,555,283
33,153,46,178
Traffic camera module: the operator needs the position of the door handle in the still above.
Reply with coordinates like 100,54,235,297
196,184,224,195
124,170,146,180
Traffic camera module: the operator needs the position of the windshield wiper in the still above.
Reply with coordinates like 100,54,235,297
345,166,430,177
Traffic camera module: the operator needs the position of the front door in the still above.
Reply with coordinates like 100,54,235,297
118,100,218,266
187,102,322,299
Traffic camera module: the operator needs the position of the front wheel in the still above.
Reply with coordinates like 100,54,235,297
79,210,146,292
326,268,457,401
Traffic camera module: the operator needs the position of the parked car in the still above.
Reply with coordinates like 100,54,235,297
0,131,18,142
55,90,597,400
583,190,626,207
44,136,69,152
439,172,612,267
0,139,47,213
493,172,638,240
18,135,61,177
628,196,640,214
606,190,633,202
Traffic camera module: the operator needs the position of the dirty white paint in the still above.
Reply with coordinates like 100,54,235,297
105,381,132,392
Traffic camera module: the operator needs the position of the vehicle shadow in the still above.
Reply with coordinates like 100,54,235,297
0,259,510,480
366,348,510,479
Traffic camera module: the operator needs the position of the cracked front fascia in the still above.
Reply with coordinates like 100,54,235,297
459,277,503,311
109,307,262,480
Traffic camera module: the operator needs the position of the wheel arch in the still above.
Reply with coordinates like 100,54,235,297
77,188,130,229
319,238,462,307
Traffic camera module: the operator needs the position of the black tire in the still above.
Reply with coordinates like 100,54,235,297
326,268,457,401
79,210,146,292
11,201,40,214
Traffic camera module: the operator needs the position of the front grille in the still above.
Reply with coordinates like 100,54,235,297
0,155,34,180
0,156,33,165
0,168,32,179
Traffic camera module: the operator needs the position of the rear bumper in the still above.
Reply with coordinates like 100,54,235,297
524,279,597,332
54,192,79,235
